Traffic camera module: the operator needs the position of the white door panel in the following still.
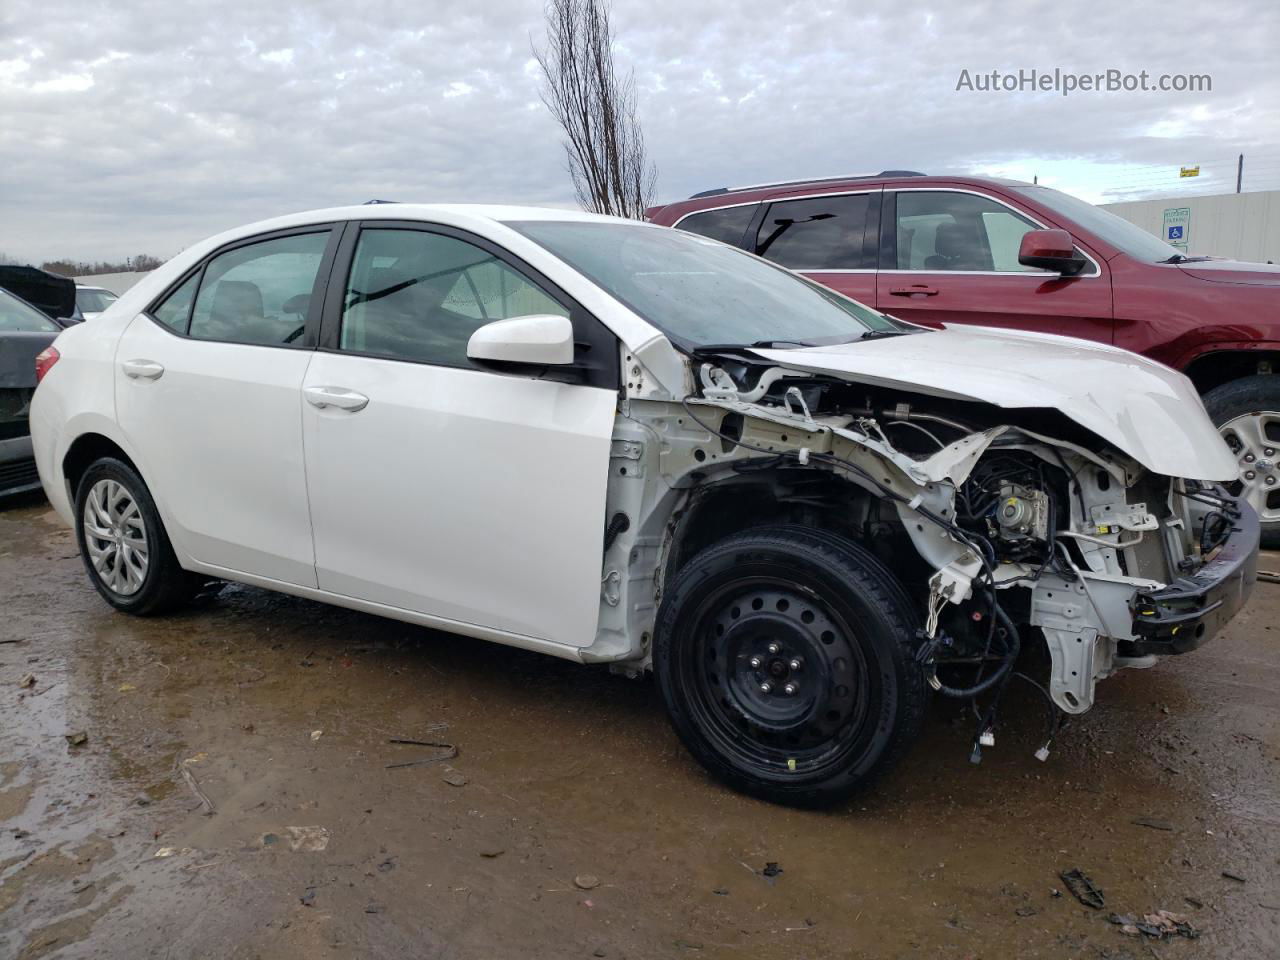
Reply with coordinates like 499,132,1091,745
115,314,317,585
302,352,616,645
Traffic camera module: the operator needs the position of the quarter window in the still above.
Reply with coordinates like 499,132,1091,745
676,205,756,247
340,229,567,367
894,192,1039,272
754,194,871,269
188,232,329,345
150,272,199,333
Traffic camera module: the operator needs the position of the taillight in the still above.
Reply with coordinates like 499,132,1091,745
35,346,60,384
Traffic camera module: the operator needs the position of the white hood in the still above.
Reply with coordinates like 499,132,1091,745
750,325,1236,482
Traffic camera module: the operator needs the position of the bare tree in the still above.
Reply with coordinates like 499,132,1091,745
534,0,657,219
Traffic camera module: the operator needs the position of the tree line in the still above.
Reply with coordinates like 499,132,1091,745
36,255,166,277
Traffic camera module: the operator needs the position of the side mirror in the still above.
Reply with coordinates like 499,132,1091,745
467,314,575,366
1018,229,1087,275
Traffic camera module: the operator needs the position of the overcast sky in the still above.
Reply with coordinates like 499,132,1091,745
2,0,1277,263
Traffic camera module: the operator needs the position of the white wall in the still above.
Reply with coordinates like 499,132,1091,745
1100,191,1280,264
72,270,152,295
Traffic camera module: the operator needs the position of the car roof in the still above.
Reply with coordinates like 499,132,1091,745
188,203,641,259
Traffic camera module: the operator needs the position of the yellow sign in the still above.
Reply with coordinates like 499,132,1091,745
1180,165,1200,178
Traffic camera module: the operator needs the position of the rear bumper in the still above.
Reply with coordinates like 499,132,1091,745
1122,501,1260,656
0,435,42,498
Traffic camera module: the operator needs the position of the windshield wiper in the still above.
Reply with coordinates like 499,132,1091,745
692,339,817,353
693,332,909,354
1159,254,1214,264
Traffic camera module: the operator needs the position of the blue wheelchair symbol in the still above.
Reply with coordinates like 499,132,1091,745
1168,225,1184,240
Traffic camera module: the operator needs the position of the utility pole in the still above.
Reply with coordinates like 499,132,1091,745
1236,153,1243,193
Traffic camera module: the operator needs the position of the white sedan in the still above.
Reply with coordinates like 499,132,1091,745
30,204,1257,806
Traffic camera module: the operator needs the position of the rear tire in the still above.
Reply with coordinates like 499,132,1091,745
654,524,926,807
1202,375,1280,549
74,457,201,615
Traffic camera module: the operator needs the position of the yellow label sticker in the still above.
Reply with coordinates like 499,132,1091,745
787,758,797,771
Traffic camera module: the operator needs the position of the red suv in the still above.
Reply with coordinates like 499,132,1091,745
648,172,1280,545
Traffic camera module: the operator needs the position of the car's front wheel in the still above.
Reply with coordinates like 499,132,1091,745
1203,375,1280,549
654,524,926,807
75,457,201,615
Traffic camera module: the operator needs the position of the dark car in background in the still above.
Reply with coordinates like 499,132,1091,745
0,287,61,498
0,265,78,326
648,171,1280,544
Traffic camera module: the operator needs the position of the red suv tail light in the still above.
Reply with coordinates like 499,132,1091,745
35,346,60,384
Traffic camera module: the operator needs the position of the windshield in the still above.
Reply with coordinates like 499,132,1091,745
508,220,906,349
76,287,118,312
0,287,59,333
1013,186,1185,262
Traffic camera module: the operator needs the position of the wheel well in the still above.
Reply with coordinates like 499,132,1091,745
664,469,911,587
62,434,138,500
1183,351,1279,395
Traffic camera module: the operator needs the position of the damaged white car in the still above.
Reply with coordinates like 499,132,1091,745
30,205,1259,806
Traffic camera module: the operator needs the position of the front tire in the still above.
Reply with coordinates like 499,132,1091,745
1203,375,1280,548
74,457,200,615
654,524,926,807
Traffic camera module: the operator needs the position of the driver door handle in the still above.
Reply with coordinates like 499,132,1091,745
122,359,165,380
305,385,369,412
888,284,939,297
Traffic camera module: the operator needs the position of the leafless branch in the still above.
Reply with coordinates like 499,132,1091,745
534,0,657,219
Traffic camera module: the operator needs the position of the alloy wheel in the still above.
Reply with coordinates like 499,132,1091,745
82,478,150,596
1220,411,1280,525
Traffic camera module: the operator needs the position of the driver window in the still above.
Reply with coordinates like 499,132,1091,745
894,192,1038,272
188,232,329,344
340,229,567,367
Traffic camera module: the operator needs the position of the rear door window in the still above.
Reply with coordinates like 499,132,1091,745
188,232,330,345
754,194,872,269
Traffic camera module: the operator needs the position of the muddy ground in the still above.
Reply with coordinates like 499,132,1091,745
1,494,1278,959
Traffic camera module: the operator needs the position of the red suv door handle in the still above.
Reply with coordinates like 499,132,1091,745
889,284,940,297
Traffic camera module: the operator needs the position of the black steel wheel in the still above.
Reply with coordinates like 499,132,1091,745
655,524,926,807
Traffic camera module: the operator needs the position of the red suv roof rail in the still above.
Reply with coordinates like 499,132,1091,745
688,170,928,200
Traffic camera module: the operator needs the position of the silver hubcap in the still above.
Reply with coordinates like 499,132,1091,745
82,479,149,595
1220,411,1280,524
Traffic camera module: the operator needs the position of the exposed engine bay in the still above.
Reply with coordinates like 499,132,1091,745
596,347,1259,765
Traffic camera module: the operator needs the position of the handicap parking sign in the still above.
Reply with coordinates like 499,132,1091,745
1162,207,1191,252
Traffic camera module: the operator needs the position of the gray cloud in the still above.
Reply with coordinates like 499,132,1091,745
2,0,1276,262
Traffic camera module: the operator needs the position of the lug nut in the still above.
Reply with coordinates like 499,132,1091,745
789,658,802,671
783,683,797,696
1267,476,1277,486
749,655,762,669
1266,448,1275,456
759,681,773,694
767,642,780,655
1245,453,1256,463
1245,470,1257,480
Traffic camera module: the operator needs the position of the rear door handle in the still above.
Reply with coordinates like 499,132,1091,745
888,284,939,297
304,385,369,412
122,359,165,380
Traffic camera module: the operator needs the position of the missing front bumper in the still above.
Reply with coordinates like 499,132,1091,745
1123,501,1260,656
